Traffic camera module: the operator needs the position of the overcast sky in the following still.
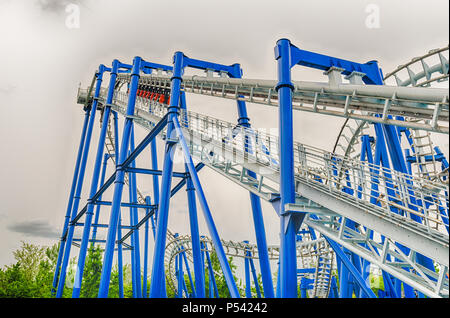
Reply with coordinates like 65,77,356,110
0,0,448,269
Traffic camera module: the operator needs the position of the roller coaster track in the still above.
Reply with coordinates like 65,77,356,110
163,235,333,297
333,45,449,165
119,71,449,134
78,65,450,297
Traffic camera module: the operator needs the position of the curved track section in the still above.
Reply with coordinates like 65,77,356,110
163,234,333,297
333,45,449,162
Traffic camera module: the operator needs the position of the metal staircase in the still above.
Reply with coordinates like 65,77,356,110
312,253,334,298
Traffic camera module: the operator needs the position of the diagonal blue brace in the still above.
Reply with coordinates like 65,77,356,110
324,237,376,298
172,114,241,298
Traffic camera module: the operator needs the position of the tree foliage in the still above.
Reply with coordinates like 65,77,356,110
0,241,58,298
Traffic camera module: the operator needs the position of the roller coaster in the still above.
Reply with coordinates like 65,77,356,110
51,39,449,298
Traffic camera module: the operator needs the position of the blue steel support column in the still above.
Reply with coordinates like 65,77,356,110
72,60,120,298
128,126,142,298
52,105,91,295
56,65,108,298
283,43,385,298
149,52,184,298
244,240,252,298
113,110,120,159
113,107,125,299
98,57,143,298
143,196,151,298
177,250,183,298
185,172,205,298
180,91,206,298
128,155,137,298
203,241,219,298
91,153,110,246
148,98,160,231
180,248,196,297
150,139,159,231
373,123,416,298
117,210,124,298
275,39,305,298
249,257,262,298
233,64,274,298
248,193,273,298
275,262,281,298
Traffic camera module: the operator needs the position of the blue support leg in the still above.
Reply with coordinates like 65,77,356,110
204,243,219,298
72,60,120,298
149,53,184,298
98,57,143,298
235,72,274,298
181,249,196,298
143,196,151,298
90,153,110,246
180,92,206,298
56,65,108,298
128,126,142,298
186,174,205,298
244,241,252,298
52,106,90,296
117,211,124,298
275,39,305,298
249,257,262,298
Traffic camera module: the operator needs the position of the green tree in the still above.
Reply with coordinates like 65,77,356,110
79,245,103,298
12,242,45,282
204,251,244,298
0,263,31,297
0,242,61,298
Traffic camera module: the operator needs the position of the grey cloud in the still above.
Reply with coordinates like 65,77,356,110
8,220,60,239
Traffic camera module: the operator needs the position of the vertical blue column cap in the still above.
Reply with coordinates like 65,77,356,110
176,51,243,78
131,56,143,76
274,38,384,84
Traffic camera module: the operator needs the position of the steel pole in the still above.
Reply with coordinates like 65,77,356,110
56,66,107,298
52,106,91,295
143,196,151,298
90,153,110,246
149,52,184,298
72,60,119,298
98,57,142,297
180,91,205,298
275,39,304,298
128,126,142,298
236,84,274,298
